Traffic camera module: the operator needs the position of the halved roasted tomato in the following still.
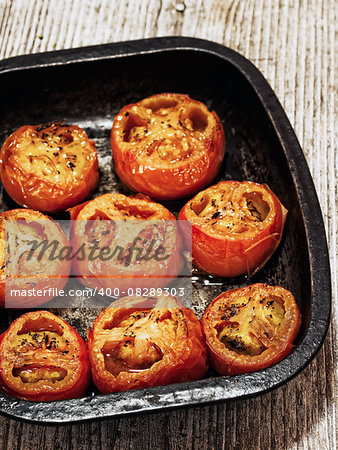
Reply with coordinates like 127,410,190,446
68,193,183,292
178,180,288,277
0,311,90,401
111,93,225,200
0,209,71,308
87,295,208,393
201,284,301,375
0,123,99,212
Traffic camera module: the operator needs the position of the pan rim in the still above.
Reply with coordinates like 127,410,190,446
0,36,331,424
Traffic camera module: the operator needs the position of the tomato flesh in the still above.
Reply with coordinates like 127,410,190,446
87,295,208,393
0,311,90,401
201,284,301,375
12,366,68,383
0,209,71,308
217,294,286,356
101,309,175,376
0,123,99,213
179,180,287,277
111,93,225,200
69,194,183,293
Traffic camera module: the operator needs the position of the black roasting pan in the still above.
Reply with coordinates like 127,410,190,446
0,37,331,423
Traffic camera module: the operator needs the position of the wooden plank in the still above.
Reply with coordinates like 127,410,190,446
0,0,336,448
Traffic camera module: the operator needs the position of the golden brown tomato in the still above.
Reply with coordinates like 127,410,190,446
0,311,90,401
68,193,183,292
111,93,225,200
87,295,208,393
179,181,287,277
0,123,99,213
201,284,301,375
0,208,71,308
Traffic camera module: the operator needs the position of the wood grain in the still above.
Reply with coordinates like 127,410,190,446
0,0,336,448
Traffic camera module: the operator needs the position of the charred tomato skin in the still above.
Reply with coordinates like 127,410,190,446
87,295,208,393
0,123,99,213
111,93,225,201
201,284,301,376
0,311,90,401
178,180,288,277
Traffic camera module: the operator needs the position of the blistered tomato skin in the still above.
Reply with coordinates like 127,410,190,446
0,311,90,401
87,295,208,393
111,93,225,201
0,123,99,213
68,193,183,292
178,180,288,277
201,284,301,376
0,209,71,308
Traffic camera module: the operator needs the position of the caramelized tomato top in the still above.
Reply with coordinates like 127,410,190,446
111,93,225,200
87,295,208,393
182,180,285,239
114,94,220,167
0,209,71,308
201,284,301,375
97,308,184,376
178,180,288,277
2,123,96,185
68,194,183,291
69,193,175,221
0,311,90,401
0,123,99,212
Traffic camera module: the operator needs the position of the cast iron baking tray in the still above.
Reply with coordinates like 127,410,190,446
0,37,331,423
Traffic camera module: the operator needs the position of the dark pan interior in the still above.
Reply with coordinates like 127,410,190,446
0,39,327,422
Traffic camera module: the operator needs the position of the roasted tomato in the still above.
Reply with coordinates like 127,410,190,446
178,181,288,277
111,93,225,200
0,123,99,213
68,193,183,292
0,311,90,401
87,295,208,393
0,209,71,308
201,284,301,375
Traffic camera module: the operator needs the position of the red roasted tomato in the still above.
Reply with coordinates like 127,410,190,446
0,209,71,308
111,93,225,200
201,284,301,375
0,123,99,213
87,295,208,393
0,311,90,401
68,193,183,292
178,180,288,277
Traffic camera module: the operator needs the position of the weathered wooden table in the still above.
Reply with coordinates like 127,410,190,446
0,1,336,448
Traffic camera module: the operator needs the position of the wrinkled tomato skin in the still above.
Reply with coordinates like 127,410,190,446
201,284,301,376
111,93,225,201
0,311,90,401
178,181,288,277
0,209,71,308
87,296,208,393
68,193,183,292
0,123,99,213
